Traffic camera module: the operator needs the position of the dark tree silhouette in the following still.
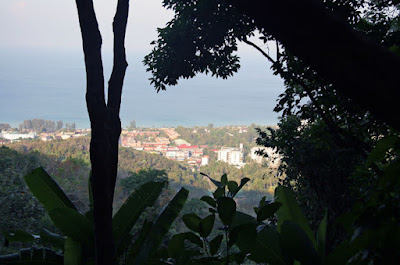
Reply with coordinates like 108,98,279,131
75,0,129,264
229,0,400,130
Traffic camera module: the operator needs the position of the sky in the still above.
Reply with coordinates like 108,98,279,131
0,0,284,127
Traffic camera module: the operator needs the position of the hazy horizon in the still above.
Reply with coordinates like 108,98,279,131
0,0,285,129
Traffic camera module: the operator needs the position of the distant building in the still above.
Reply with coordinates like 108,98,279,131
201,155,209,166
0,132,36,140
217,144,244,166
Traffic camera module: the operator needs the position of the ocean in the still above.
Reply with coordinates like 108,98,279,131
0,48,284,128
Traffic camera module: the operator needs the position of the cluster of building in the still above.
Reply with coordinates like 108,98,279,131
120,128,210,169
0,129,89,143
0,125,280,170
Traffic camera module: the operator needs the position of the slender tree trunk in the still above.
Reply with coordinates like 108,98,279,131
75,0,129,264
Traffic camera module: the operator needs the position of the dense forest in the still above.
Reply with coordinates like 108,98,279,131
1,136,274,254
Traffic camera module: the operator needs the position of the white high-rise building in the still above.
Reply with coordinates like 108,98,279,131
217,145,244,166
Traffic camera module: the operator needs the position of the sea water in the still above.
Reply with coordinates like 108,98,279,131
0,48,284,128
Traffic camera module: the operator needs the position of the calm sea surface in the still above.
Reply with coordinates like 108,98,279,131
0,48,284,128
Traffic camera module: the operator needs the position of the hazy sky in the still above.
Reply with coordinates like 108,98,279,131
0,0,173,52
0,0,284,127
0,0,274,54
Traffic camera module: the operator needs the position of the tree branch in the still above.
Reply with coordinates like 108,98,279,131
243,38,369,152
232,0,400,131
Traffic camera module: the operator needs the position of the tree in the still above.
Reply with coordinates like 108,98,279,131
144,0,400,249
145,0,400,130
129,120,136,129
56,120,63,131
74,0,129,264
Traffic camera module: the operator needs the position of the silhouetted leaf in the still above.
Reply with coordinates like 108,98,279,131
280,221,321,265
48,208,93,243
275,186,316,248
64,238,82,265
113,181,165,245
199,214,215,238
24,167,77,212
183,214,202,233
132,188,189,264
220,173,228,185
231,211,257,227
257,202,282,222
168,233,186,258
217,197,236,226
227,181,238,197
209,235,223,256
213,187,224,199
126,220,152,263
237,225,288,265
200,196,216,208
234,177,250,196
183,232,202,248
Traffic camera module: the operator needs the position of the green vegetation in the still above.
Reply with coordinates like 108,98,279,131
175,125,264,152
1,166,188,264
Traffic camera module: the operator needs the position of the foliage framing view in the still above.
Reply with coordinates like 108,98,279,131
1,0,400,265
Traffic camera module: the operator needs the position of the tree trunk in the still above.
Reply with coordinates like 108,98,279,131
75,0,129,264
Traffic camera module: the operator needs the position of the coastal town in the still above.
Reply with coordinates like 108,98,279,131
0,121,280,171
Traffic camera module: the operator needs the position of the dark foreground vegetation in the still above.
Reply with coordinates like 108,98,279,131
1,0,400,264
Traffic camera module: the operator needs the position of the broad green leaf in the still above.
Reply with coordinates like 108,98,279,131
227,181,238,197
199,214,215,238
167,232,203,258
0,248,63,264
3,230,34,243
209,235,223,256
167,233,186,258
233,177,250,197
132,188,189,265
40,229,65,250
200,195,216,208
280,221,321,265
275,186,316,248
113,181,165,245
254,196,267,214
236,225,288,265
257,202,282,222
213,187,224,199
48,208,93,243
183,232,203,248
231,211,257,227
183,214,202,233
217,197,236,226
64,238,82,265
220,173,228,185
317,209,328,259
24,167,77,212
126,220,152,263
